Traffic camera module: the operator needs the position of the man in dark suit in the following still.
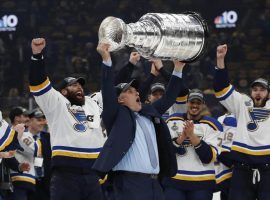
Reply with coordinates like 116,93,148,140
93,43,185,200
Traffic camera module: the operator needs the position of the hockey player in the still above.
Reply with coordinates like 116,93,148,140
214,44,270,200
28,38,105,200
215,112,237,200
163,89,222,200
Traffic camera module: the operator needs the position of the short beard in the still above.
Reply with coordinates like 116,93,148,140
187,111,201,120
253,97,268,107
66,94,85,106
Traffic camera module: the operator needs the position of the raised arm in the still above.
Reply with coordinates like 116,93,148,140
29,38,63,114
213,44,243,114
97,43,120,132
152,61,185,115
169,61,189,114
114,52,140,85
139,60,160,102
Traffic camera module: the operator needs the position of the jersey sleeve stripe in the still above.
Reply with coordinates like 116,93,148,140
0,127,16,151
221,145,231,152
215,84,234,101
175,95,188,104
210,146,218,163
29,77,52,96
10,173,36,184
215,169,232,184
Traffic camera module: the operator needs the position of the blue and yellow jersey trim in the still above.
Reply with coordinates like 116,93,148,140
173,170,216,181
210,146,218,163
29,77,52,96
52,146,102,159
34,139,42,157
215,168,232,184
199,116,223,132
221,145,231,152
175,95,188,104
11,173,36,185
231,141,270,156
0,126,16,151
166,113,185,123
215,84,234,101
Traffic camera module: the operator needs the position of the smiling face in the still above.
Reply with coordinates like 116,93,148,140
118,86,142,112
187,99,204,120
61,82,85,106
29,117,46,134
251,84,269,107
149,90,164,103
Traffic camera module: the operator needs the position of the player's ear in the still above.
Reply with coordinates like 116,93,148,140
61,89,67,96
118,96,124,104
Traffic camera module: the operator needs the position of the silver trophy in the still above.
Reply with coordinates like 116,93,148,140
98,12,208,62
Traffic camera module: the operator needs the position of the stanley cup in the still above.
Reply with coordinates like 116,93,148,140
98,12,208,62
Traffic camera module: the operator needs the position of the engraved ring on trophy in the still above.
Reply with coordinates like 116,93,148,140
98,12,208,62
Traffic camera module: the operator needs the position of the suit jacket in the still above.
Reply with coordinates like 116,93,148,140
93,64,183,178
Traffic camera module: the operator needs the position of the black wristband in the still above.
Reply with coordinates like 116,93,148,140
194,140,202,149
32,53,43,60
172,137,181,146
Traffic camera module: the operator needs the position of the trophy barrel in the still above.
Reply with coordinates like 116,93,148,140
98,12,208,62
136,12,208,62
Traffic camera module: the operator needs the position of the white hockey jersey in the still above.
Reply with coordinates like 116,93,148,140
215,113,236,185
165,113,222,189
30,78,106,168
215,84,270,164
10,131,42,189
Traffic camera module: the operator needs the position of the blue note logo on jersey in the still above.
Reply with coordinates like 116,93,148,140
247,108,270,131
67,104,89,132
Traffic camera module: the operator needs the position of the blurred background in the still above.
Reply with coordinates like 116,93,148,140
0,0,269,117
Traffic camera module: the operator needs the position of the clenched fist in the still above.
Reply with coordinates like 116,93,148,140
19,162,31,172
129,52,140,65
216,44,227,60
150,59,163,71
13,123,25,140
216,44,227,69
173,60,186,72
96,43,111,62
31,38,46,55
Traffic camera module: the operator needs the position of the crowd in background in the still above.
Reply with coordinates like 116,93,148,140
0,0,270,117
0,1,270,200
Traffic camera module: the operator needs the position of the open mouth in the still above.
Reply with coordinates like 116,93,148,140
76,91,84,99
136,97,141,103
255,97,261,101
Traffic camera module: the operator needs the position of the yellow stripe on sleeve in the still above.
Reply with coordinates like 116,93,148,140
29,77,50,92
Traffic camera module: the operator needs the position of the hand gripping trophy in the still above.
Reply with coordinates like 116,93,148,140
98,12,208,62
